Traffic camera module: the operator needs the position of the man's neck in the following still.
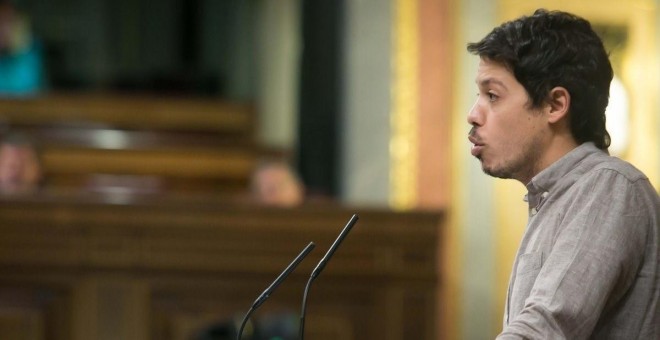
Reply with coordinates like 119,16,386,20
518,135,579,185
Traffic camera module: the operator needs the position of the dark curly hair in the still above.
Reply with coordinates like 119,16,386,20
467,9,612,150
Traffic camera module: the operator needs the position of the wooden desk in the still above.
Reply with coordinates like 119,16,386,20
0,193,442,340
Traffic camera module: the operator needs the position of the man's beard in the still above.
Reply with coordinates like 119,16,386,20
480,140,542,182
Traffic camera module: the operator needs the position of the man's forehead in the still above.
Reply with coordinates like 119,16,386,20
475,59,515,88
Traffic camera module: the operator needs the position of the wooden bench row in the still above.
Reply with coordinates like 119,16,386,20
0,93,277,194
0,92,255,133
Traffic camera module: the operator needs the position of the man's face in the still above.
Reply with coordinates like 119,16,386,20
253,164,303,207
467,58,550,184
0,144,41,193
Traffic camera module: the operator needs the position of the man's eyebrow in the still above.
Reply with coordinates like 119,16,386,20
477,78,507,90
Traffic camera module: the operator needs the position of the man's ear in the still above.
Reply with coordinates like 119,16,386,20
546,86,570,124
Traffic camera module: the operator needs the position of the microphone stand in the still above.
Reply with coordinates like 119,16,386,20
236,242,315,340
299,214,359,340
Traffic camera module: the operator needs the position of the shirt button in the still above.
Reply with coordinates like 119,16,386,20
530,207,538,216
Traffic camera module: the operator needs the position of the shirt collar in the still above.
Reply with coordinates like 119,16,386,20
524,142,603,216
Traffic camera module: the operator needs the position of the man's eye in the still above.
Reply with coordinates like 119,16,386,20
488,93,497,101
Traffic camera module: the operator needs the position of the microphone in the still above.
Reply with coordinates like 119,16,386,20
299,214,359,340
237,241,316,340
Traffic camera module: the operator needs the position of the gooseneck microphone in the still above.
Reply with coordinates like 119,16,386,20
299,214,359,340
236,241,316,340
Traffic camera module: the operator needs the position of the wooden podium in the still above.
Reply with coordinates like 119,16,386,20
0,193,442,340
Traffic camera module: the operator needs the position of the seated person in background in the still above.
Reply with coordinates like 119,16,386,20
250,158,304,207
0,0,44,96
0,132,42,194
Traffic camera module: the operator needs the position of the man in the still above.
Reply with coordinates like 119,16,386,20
466,9,659,339
250,158,305,207
0,0,43,96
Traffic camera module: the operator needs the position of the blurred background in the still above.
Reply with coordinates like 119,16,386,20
0,0,658,339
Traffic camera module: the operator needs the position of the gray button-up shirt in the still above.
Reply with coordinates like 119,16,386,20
497,143,660,339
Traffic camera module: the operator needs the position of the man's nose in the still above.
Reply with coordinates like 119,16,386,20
467,100,483,126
